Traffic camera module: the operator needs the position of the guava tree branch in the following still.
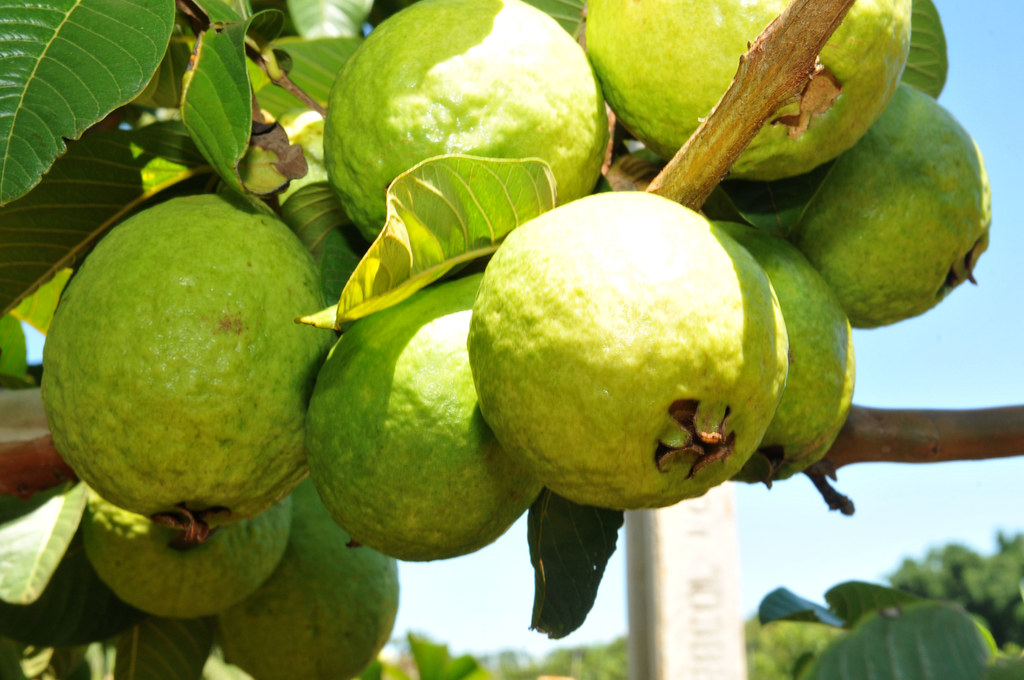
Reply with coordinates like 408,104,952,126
645,0,857,210
0,389,76,498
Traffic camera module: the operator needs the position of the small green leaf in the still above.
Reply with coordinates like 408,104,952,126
115,617,215,680
0,482,87,605
0,315,27,380
758,587,846,627
12,269,72,334
189,0,246,23
0,533,147,647
301,155,555,329
801,602,993,680
288,0,372,38
133,38,194,109
254,36,361,117
0,0,177,205
716,160,835,237
527,488,623,639
824,580,923,629
902,0,948,99
522,0,585,38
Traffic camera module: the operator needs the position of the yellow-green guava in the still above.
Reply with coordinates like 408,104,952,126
81,490,291,619
585,0,912,180
717,223,855,484
467,191,790,510
323,0,609,241
787,83,991,328
216,479,399,680
277,109,328,202
305,273,542,561
41,194,336,525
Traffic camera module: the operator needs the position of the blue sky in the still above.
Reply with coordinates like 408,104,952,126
21,0,1023,661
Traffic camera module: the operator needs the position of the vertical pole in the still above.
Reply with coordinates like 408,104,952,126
626,483,747,680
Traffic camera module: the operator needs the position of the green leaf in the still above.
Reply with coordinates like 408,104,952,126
0,533,147,647
0,125,205,316
202,652,255,680
115,617,215,680
801,602,993,680
527,488,623,639
301,155,556,329
824,580,924,629
758,587,846,628
12,269,71,334
715,160,835,237
0,315,27,379
189,0,247,23
0,638,27,680
0,0,176,205
405,634,489,680
0,482,87,605
986,656,1024,680
180,20,253,195
902,0,948,99
254,36,361,117
288,0,372,38
521,0,585,38
134,38,194,109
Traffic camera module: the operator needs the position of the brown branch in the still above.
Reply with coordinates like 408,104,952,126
0,389,77,498
823,404,1024,470
645,0,857,210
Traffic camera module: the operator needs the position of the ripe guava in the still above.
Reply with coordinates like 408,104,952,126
585,0,911,180
323,0,609,241
81,490,291,619
717,223,855,484
277,109,328,202
467,191,790,510
305,273,542,561
41,194,335,526
787,83,991,328
216,479,399,680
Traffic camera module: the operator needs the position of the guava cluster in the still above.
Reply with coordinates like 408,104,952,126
37,0,990,675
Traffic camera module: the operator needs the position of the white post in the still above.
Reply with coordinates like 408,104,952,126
626,483,747,680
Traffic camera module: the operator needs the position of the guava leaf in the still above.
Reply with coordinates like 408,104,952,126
824,580,924,629
527,488,623,639
186,0,248,23
757,587,846,627
12,269,72,334
300,155,556,329
134,38,194,109
522,0,585,39
254,36,361,117
202,652,257,680
0,482,86,605
0,533,147,647
0,638,27,680
115,617,215,680
801,602,993,680
715,160,835,237
0,315,27,382
0,0,176,206
986,657,1024,680
288,0,372,38
902,0,947,99
406,633,489,680
0,124,206,317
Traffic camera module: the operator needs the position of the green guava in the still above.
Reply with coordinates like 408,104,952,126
467,191,790,510
585,0,911,180
277,109,328,202
216,479,399,680
717,223,855,484
323,0,609,241
81,490,291,619
41,194,336,525
305,273,542,561
787,83,991,328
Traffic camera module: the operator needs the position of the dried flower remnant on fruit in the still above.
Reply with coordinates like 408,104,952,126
151,503,231,550
655,400,736,478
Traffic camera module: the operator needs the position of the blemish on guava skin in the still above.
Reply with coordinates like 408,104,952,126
215,313,245,335
654,399,735,478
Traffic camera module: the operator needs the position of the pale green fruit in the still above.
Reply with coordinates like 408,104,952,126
278,109,328,202
585,0,911,180
217,479,399,680
41,194,335,524
468,192,789,510
324,0,609,241
787,83,991,328
718,223,855,484
306,273,541,561
81,490,291,619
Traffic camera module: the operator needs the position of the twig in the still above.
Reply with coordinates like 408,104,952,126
645,0,857,210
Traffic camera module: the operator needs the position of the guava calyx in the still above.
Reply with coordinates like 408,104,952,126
655,400,736,478
944,236,986,291
150,503,231,550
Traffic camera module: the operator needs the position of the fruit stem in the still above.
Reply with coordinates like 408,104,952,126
645,0,857,210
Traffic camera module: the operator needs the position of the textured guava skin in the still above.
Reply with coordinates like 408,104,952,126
81,490,291,619
718,223,855,483
217,479,399,680
467,192,789,510
306,273,541,561
324,0,609,240
41,194,335,523
585,0,911,180
787,83,991,328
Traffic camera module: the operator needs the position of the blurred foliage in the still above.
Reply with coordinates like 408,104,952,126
744,617,843,680
479,637,626,680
